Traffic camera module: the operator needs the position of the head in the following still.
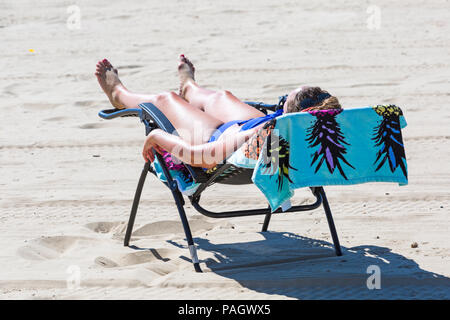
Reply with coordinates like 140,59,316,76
283,86,341,113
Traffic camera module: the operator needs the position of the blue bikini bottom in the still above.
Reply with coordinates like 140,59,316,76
208,120,242,143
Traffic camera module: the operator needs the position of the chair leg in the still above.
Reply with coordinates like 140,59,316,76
261,205,272,232
153,152,202,273
124,162,150,247
171,186,202,272
317,187,342,256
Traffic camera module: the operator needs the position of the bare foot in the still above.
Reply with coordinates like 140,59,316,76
178,54,195,98
95,59,125,109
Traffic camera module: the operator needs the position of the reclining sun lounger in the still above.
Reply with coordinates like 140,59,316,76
98,97,408,272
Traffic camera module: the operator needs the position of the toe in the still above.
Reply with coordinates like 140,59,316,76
183,56,194,69
103,59,113,69
96,64,104,74
180,54,191,66
178,59,186,70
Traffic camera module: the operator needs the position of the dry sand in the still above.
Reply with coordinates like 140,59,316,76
0,0,449,299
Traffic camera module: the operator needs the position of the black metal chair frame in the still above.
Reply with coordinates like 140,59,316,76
99,97,342,272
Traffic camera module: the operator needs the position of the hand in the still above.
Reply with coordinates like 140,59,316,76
142,130,165,163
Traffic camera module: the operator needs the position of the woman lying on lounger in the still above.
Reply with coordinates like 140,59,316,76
95,55,341,168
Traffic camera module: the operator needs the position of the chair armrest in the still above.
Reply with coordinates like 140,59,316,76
98,108,142,119
244,94,287,113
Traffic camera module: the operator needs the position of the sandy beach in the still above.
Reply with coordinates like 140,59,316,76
0,0,449,299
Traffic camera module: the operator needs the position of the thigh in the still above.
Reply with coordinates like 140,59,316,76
150,92,223,145
203,90,265,122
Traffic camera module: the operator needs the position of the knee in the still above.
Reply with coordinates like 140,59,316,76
223,90,234,97
155,91,177,103
212,90,233,102
168,91,179,99
219,90,233,98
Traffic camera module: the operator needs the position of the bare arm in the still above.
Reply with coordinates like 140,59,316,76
143,127,259,168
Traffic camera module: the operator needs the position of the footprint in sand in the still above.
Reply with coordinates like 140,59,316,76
89,217,235,273
17,236,99,260
131,217,216,237
94,256,119,268
85,221,127,234
95,248,180,275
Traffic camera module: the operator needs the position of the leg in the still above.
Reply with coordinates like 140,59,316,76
173,188,202,272
178,55,265,122
189,87,265,122
145,92,223,144
96,59,223,144
155,152,202,272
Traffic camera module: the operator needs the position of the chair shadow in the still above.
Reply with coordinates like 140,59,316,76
168,232,450,299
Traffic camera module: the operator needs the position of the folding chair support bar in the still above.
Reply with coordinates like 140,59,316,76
318,187,343,256
189,194,322,219
124,161,150,247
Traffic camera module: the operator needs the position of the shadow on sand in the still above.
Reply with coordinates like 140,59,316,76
168,232,450,299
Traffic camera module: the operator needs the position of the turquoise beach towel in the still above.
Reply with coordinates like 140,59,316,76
250,105,408,211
